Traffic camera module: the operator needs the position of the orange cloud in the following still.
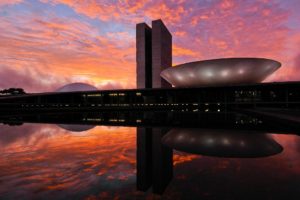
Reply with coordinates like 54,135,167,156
174,31,187,37
0,0,22,7
0,13,136,92
220,0,235,9
173,44,202,63
42,0,189,28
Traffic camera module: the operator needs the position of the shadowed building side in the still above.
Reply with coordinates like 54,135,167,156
136,23,152,89
152,20,172,88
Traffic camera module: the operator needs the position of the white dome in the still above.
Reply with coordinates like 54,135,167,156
161,58,281,87
56,83,98,92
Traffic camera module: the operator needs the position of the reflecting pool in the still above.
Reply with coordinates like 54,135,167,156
0,112,300,199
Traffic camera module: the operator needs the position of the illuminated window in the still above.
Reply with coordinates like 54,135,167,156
87,94,102,97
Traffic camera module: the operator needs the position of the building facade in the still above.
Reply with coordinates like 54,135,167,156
136,19,172,89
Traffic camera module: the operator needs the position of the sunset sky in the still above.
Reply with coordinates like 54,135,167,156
0,0,300,92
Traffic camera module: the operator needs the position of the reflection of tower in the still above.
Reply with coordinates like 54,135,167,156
136,127,173,194
152,128,173,194
136,19,172,89
136,127,152,191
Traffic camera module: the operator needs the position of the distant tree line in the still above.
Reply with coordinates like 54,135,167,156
0,88,26,96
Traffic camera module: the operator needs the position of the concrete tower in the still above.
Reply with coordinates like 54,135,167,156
136,19,172,89
151,19,172,88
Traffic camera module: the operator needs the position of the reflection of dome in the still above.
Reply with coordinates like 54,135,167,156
162,128,283,158
160,58,281,87
56,83,98,92
58,124,95,132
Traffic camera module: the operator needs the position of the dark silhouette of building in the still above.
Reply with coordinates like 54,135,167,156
136,19,171,89
0,82,300,112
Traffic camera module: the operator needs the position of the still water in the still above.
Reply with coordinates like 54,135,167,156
0,112,300,199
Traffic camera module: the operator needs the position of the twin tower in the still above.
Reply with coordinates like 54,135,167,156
136,19,172,89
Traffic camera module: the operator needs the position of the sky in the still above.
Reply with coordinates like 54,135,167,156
0,0,300,92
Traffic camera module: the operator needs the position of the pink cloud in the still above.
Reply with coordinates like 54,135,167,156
169,0,295,81
0,11,136,92
44,0,187,25
0,0,22,7
0,66,70,92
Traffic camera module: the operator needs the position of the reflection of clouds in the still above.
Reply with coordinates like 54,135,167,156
0,125,136,199
0,124,63,148
296,136,300,154
173,151,199,166
272,134,300,172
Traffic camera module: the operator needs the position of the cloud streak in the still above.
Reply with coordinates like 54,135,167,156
0,8,135,92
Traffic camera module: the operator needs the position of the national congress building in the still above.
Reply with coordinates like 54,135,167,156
0,19,299,112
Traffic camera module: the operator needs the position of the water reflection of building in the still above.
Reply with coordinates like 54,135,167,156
57,124,95,132
136,127,283,194
1,111,298,134
0,111,291,195
162,128,283,158
137,127,173,194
